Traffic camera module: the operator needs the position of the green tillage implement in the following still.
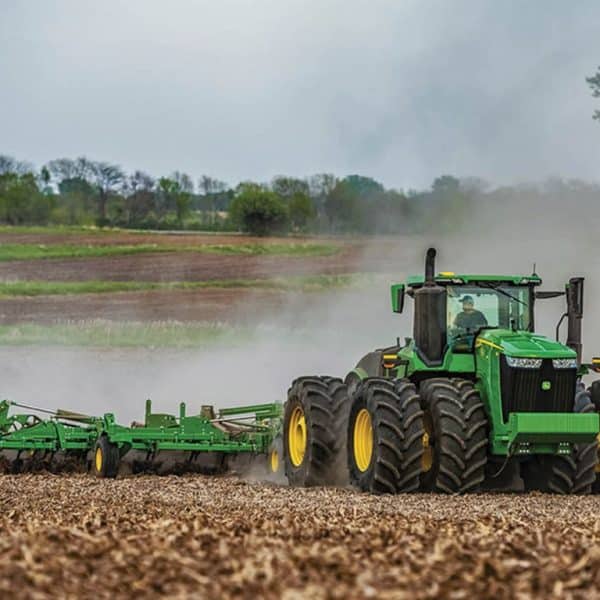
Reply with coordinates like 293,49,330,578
0,399,283,478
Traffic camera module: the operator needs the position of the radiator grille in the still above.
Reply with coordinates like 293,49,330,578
499,356,576,422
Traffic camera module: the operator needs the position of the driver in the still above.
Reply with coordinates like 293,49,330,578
454,295,488,331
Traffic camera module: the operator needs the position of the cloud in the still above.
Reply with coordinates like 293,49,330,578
1,0,598,188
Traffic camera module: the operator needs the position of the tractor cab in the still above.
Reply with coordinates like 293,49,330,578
403,272,540,357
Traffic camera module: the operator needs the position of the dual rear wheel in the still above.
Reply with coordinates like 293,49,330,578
283,376,489,493
283,375,598,494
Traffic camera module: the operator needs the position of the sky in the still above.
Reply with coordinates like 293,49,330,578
1,0,599,189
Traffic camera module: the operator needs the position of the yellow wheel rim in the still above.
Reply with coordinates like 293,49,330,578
353,408,373,472
288,406,307,467
95,447,103,472
270,448,279,473
422,413,433,472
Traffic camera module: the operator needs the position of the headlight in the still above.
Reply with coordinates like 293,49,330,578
506,356,542,369
552,358,578,369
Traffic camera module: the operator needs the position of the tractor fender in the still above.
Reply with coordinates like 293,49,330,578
345,368,368,396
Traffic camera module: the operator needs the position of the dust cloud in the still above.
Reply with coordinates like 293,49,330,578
1,191,599,421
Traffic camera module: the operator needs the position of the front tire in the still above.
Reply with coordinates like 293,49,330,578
453,379,488,492
523,454,577,494
419,379,467,493
573,393,599,494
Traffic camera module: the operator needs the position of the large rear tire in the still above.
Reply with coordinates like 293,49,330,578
283,376,350,487
419,379,467,493
348,378,424,494
452,379,488,492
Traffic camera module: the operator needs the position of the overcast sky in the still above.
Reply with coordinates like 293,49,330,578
1,0,599,189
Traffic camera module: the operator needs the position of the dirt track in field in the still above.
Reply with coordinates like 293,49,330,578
0,232,416,324
1,475,600,599
0,250,376,283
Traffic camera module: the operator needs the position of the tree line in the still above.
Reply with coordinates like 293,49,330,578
1,154,599,237
0,155,476,235
1,68,598,236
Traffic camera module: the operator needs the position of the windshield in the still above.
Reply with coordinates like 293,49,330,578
447,284,532,351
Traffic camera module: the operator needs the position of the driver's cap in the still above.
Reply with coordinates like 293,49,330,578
459,295,474,303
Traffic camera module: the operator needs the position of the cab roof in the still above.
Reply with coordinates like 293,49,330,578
406,273,542,287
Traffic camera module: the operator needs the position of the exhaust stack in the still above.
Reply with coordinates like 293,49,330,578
425,247,436,285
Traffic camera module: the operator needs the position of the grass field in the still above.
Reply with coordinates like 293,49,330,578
0,228,376,332
0,273,373,297
0,242,339,261
0,320,250,347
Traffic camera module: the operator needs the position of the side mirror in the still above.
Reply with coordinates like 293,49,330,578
391,284,405,313
535,290,565,299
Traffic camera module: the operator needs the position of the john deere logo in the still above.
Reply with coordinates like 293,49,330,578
541,380,552,391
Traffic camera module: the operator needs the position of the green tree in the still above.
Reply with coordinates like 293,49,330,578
432,175,460,194
55,177,96,224
271,176,309,198
92,162,125,225
342,175,384,197
199,175,228,224
157,176,191,225
324,179,362,231
125,171,156,226
587,67,600,121
288,192,316,231
229,186,288,236
0,172,53,224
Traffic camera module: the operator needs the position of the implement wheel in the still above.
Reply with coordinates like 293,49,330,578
348,378,424,494
268,436,284,477
419,379,467,494
92,436,120,479
284,376,350,487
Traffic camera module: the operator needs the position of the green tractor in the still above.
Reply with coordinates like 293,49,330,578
283,248,600,494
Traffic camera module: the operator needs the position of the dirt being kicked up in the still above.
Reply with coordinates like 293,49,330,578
1,474,600,599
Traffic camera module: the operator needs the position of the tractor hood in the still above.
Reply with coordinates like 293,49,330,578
477,329,576,359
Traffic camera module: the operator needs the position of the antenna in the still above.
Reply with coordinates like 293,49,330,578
532,262,537,276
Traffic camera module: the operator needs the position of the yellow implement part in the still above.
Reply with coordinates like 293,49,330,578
95,447,103,473
270,448,279,473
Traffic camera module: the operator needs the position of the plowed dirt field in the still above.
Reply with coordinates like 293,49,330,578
1,474,599,599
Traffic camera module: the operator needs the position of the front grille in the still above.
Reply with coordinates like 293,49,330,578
500,356,576,422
